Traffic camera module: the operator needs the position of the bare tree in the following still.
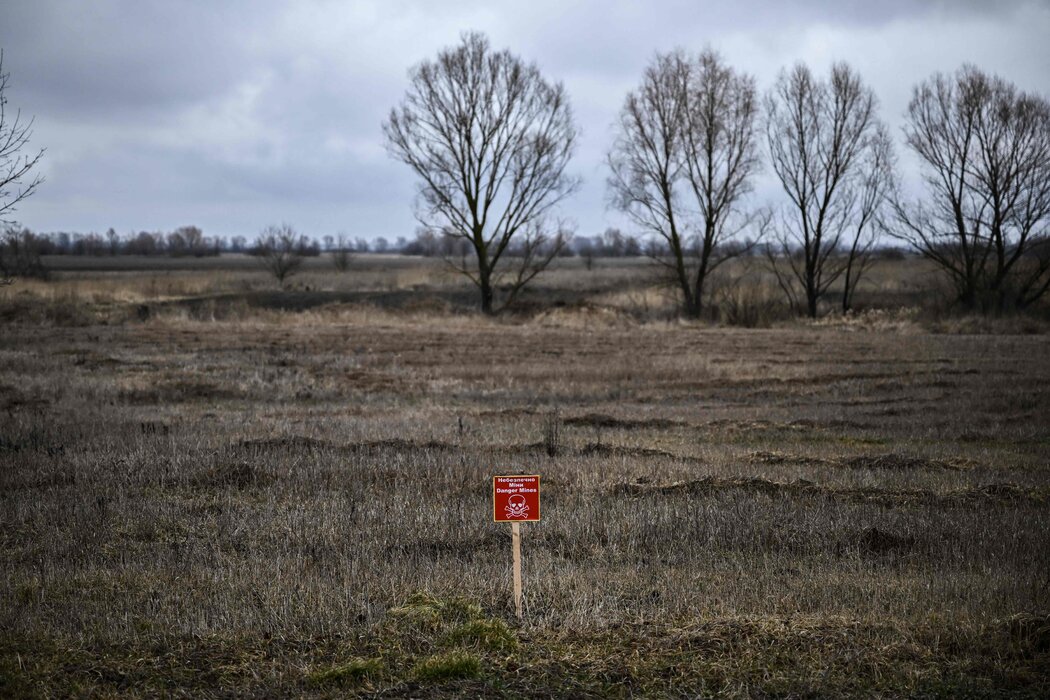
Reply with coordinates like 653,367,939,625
254,223,306,288
167,225,206,257
890,66,1050,311
765,62,892,317
331,233,352,272
383,32,578,314
0,51,43,226
608,49,763,318
0,225,48,282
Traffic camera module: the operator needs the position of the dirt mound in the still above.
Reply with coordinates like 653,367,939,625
968,483,1031,500
476,407,541,419
614,477,1050,508
614,476,802,498
747,451,977,472
840,453,969,471
565,413,679,430
704,419,815,433
748,451,829,467
531,303,636,329
580,442,698,462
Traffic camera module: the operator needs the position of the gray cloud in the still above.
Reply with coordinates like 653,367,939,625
0,0,1047,239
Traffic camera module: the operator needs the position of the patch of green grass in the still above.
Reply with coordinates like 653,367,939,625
839,435,889,446
306,657,384,687
3,612,1049,697
387,591,484,629
411,650,481,682
446,618,518,652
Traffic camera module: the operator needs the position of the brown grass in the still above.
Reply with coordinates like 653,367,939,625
1,257,1048,696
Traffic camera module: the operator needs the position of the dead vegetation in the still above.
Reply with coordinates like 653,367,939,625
1,260,1048,695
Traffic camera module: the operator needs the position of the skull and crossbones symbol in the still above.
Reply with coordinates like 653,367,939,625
504,494,529,518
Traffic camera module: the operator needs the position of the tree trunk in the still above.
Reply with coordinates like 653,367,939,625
842,261,854,313
806,277,819,318
479,266,495,315
671,241,697,319
688,243,712,320
683,295,701,319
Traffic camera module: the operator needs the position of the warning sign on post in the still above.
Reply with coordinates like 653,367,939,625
493,475,541,522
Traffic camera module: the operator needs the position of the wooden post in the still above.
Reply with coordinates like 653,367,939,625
493,475,538,620
511,521,522,619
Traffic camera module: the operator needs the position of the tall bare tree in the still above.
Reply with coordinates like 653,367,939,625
383,32,578,314
891,66,1050,310
0,50,44,226
608,49,763,318
765,63,892,317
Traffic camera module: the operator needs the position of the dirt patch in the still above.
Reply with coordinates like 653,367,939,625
580,442,701,463
840,453,971,472
531,302,637,328
613,477,1050,508
704,419,816,433
476,407,542,419
565,413,680,430
969,483,1034,501
748,451,830,467
613,476,799,498
748,451,977,472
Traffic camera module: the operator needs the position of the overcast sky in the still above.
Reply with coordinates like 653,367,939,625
1,0,1048,241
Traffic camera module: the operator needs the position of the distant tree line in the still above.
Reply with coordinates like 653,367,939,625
0,226,318,258
0,227,436,258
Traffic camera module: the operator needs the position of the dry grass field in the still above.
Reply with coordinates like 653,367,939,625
1,256,1049,697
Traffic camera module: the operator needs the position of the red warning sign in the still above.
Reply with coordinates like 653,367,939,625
493,475,541,522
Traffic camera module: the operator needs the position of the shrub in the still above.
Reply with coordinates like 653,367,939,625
411,650,481,682
446,618,518,652
307,657,384,687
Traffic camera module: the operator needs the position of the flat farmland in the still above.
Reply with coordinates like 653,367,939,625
1,261,1049,697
